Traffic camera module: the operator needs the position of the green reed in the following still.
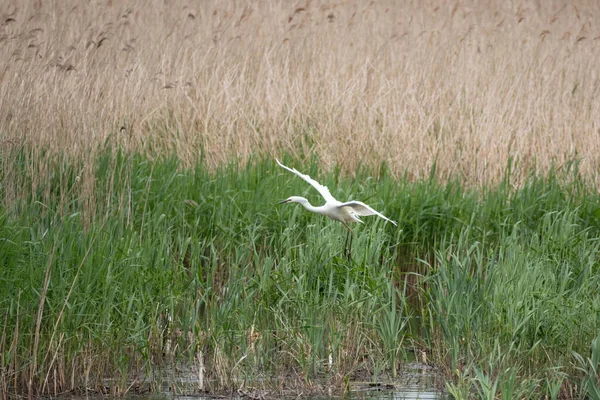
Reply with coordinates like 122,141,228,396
0,149,599,398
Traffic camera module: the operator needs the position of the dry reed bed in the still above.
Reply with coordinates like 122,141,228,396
1,0,600,187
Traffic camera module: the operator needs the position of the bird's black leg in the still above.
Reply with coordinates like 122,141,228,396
347,230,353,261
341,222,354,261
343,229,350,260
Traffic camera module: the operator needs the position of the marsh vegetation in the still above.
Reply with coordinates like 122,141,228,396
1,0,600,398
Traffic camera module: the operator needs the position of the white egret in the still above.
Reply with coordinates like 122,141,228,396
276,158,397,258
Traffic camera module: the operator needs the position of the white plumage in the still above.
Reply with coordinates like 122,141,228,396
276,158,397,233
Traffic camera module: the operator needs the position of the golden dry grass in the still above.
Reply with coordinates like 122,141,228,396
1,0,600,186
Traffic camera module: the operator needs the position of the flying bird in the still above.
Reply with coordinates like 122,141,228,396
276,158,397,258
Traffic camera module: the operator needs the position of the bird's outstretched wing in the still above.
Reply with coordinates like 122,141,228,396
276,158,336,203
339,200,398,226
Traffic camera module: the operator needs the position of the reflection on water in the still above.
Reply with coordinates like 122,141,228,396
361,393,446,400
74,363,448,400
128,389,448,400
356,388,448,399
348,362,449,400
351,388,448,400
173,385,449,400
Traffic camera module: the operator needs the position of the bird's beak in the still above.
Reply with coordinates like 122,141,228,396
278,199,290,204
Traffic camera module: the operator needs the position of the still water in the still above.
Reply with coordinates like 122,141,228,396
71,363,448,400
347,362,449,400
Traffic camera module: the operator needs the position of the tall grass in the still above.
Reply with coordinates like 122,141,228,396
1,148,599,398
1,0,600,186
2,1,600,397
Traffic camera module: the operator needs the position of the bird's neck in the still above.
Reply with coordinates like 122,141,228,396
297,198,319,212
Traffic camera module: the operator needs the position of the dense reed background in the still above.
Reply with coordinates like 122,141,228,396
1,0,600,186
1,0,600,399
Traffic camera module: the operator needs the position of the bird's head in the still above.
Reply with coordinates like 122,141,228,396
278,196,306,205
